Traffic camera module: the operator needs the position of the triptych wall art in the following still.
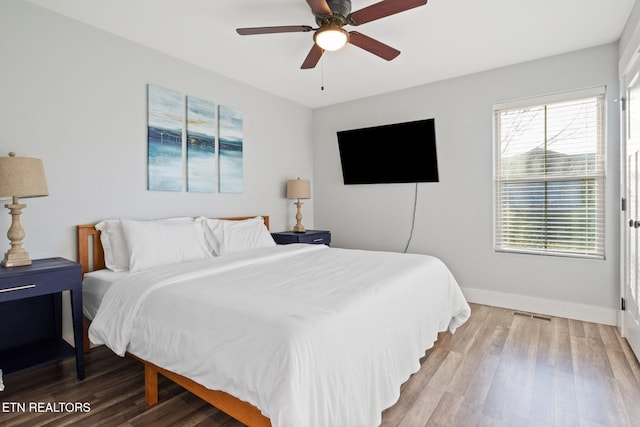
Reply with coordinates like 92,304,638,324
147,84,243,193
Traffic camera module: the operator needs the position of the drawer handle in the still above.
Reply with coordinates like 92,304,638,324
313,238,324,242
0,284,36,293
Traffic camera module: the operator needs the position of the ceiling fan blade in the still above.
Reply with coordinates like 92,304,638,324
348,0,428,26
236,25,313,35
306,0,332,16
301,44,324,69
348,31,400,61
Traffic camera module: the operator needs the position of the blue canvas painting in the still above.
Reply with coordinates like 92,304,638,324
148,85,183,191
219,105,243,193
187,96,217,193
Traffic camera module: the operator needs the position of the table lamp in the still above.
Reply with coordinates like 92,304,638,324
0,152,49,267
287,178,310,233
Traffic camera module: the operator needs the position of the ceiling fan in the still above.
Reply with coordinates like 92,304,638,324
236,0,428,69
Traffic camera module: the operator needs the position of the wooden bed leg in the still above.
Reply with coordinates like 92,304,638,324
144,363,159,405
83,317,91,354
129,355,271,426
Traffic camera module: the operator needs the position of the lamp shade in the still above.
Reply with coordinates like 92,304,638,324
287,178,311,199
0,152,48,198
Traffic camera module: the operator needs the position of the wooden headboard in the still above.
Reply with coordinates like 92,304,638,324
77,216,270,275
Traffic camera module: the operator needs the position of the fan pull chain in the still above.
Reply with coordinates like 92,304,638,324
321,52,325,91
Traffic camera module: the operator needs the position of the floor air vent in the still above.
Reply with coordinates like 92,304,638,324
513,311,552,321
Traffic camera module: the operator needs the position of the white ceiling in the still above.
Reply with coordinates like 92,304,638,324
25,0,636,108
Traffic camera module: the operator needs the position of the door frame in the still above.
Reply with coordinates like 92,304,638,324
620,49,640,355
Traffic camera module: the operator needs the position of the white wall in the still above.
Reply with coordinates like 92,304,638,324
0,0,314,264
313,44,621,325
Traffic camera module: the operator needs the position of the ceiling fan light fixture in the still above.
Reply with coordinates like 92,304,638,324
314,25,349,51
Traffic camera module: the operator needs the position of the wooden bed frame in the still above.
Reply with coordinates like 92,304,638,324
77,217,272,427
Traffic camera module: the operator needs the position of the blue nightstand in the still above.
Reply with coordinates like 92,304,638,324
0,258,84,380
271,230,331,246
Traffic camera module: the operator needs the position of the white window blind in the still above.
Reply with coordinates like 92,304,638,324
494,88,606,259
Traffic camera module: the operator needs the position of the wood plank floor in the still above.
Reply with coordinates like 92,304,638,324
1,303,639,426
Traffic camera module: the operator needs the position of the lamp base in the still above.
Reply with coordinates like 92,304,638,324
2,248,32,267
2,200,32,267
292,224,306,233
292,199,306,233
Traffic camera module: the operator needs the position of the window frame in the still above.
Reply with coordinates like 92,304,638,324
493,87,607,260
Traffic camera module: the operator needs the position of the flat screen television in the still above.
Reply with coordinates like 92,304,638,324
336,118,439,185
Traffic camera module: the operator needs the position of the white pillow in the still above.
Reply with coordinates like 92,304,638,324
95,220,130,272
196,217,224,255
199,217,275,256
96,217,194,272
120,218,212,272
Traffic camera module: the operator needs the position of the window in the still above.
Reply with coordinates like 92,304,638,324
494,87,606,259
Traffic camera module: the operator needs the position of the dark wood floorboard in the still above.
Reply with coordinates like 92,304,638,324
1,303,639,426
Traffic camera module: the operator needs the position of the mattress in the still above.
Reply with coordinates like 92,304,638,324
82,269,129,320
89,244,470,427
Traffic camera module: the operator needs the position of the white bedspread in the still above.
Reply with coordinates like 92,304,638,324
89,244,470,427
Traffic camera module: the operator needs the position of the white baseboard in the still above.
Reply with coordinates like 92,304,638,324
461,287,618,326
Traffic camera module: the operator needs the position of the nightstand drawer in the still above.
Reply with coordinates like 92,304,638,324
0,282,38,295
301,234,330,245
0,263,81,303
272,230,331,246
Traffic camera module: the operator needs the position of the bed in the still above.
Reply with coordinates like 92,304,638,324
79,215,470,427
